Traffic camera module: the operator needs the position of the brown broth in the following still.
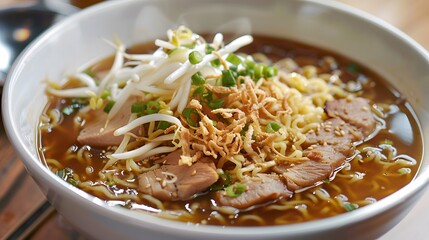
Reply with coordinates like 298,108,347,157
38,35,423,226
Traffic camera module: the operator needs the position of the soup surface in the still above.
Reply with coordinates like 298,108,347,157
38,30,422,226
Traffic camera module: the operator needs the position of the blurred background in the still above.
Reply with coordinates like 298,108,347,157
0,0,428,239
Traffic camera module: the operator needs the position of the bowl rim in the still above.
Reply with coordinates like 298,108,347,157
2,0,429,238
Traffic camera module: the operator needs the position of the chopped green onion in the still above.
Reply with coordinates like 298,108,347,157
266,122,281,133
263,66,278,78
67,178,79,186
145,101,160,114
131,102,146,114
103,100,115,113
211,59,221,67
55,168,78,186
226,53,242,66
398,168,411,175
343,203,358,212
221,70,236,87
189,51,203,65
210,173,231,191
323,179,331,184
245,59,255,68
55,169,66,179
206,45,215,54
157,121,171,130
191,72,206,85
182,108,200,127
208,98,224,109
254,63,265,80
225,183,246,197
192,86,206,99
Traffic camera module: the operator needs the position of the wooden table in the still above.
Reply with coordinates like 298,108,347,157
0,0,428,239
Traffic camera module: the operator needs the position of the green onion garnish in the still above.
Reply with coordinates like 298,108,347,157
263,65,278,78
208,98,224,109
55,168,78,186
244,59,255,69
67,178,79,186
103,100,115,113
182,108,200,127
206,45,215,54
221,70,236,87
189,51,203,65
343,203,357,212
157,121,171,130
225,183,246,197
254,63,265,80
211,59,221,67
131,102,146,114
191,72,206,85
55,169,66,179
226,53,241,66
192,86,206,99
145,101,160,114
266,122,281,133
210,173,231,191
398,168,411,175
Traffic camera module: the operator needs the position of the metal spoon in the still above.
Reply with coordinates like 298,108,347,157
0,0,78,85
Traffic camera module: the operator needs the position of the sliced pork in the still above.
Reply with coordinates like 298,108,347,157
78,98,136,147
214,174,292,209
325,97,376,137
279,160,332,191
138,151,218,201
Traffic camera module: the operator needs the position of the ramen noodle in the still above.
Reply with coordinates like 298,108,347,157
38,27,422,226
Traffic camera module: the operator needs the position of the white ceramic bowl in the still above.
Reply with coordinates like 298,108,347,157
3,0,429,239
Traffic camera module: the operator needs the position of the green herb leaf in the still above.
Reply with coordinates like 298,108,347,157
225,183,246,197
